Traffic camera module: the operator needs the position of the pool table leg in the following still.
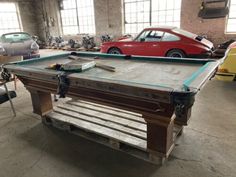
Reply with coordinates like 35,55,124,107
143,115,175,156
28,89,53,116
175,106,192,125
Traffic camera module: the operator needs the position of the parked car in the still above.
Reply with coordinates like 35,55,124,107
100,26,214,58
0,32,40,59
216,41,236,81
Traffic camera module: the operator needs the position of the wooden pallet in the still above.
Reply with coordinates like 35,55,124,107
43,100,183,165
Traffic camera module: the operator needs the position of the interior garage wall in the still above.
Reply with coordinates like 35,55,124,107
11,0,234,46
94,0,123,38
34,0,62,41
33,0,123,41
0,0,38,36
181,0,236,45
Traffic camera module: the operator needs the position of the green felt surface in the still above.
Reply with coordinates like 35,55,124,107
15,54,205,90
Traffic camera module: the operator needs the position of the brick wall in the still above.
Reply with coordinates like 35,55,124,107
2,0,234,45
181,0,236,45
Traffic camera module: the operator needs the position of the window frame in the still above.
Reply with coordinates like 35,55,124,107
123,0,182,35
60,0,96,35
123,0,151,35
0,2,22,35
226,0,236,34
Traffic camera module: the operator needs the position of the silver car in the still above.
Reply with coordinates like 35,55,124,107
0,32,40,59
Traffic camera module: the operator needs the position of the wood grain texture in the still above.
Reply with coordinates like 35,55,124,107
44,100,183,161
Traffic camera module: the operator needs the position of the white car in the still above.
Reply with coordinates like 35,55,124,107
0,32,40,59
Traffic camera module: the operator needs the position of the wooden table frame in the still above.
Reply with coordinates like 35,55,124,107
20,77,184,156
2,52,220,157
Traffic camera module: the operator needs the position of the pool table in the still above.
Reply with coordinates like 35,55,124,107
2,52,220,156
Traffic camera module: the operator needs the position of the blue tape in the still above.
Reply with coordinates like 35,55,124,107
183,62,210,91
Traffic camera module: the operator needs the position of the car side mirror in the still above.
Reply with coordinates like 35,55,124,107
140,38,145,42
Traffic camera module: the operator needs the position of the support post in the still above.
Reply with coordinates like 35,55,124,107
28,89,53,116
143,115,175,156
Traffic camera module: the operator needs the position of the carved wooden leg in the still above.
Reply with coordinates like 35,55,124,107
28,89,53,116
143,115,175,156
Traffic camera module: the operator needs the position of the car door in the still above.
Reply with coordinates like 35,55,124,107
159,32,182,55
122,30,164,56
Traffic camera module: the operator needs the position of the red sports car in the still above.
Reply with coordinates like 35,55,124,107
100,27,214,58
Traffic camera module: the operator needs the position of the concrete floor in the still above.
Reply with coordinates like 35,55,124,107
0,51,236,177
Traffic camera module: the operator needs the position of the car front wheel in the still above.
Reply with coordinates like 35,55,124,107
108,47,122,54
166,49,186,58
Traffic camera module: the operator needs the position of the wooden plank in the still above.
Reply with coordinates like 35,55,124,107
44,100,183,164
57,103,146,132
44,115,169,164
46,111,147,151
0,56,23,64
68,101,146,123
56,101,182,139
71,99,141,116
53,107,147,140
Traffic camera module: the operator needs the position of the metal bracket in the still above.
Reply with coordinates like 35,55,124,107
171,91,196,125
57,73,70,98
1,68,11,82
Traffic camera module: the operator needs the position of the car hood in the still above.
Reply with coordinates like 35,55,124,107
0,39,34,56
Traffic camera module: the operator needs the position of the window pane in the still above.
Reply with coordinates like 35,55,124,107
63,0,76,9
0,3,21,35
60,0,95,35
229,4,236,18
77,0,95,34
145,30,164,41
151,0,182,27
124,0,151,35
162,32,180,41
63,26,78,35
227,2,236,33
227,19,236,33
61,9,77,26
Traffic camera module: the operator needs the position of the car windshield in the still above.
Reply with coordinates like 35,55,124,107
172,28,196,39
0,33,32,43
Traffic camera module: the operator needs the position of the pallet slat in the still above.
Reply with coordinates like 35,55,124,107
68,101,145,124
46,111,147,150
72,99,141,116
44,100,183,164
53,107,147,140
58,103,146,132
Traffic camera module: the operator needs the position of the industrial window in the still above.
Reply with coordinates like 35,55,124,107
60,0,95,35
124,0,151,34
151,0,181,27
124,0,182,34
226,0,236,33
0,3,21,35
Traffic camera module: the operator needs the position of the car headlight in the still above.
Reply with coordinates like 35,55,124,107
31,42,39,51
0,45,6,55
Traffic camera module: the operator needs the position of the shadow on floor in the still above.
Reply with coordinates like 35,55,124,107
17,122,160,177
